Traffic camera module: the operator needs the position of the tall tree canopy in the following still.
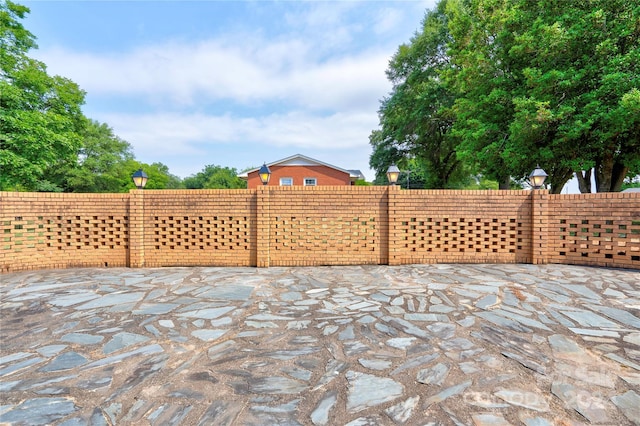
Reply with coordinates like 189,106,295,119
372,0,640,192
508,0,640,192
371,0,468,189
1,0,86,190
446,0,527,189
1,1,185,192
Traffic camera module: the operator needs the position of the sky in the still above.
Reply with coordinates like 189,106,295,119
21,0,438,181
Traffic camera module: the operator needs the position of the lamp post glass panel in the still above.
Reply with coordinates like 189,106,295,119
386,164,400,185
132,169,148,189
529,166,548,189
259,163,271,186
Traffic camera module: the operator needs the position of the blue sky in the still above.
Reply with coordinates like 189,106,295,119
22,0,437,181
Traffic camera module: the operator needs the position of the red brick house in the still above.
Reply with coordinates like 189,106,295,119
239,154,364,189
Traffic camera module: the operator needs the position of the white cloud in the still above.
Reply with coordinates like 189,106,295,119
34,0,421,114
101,110,377,153
39,37,390,112
373,7,405,36
283,1,362,49
96,110,378,178
29,1,439,179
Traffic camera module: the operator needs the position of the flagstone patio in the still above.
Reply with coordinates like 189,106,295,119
1,264,639,425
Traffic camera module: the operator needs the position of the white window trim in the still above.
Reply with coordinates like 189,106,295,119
279,177,293,186
304,177,317,186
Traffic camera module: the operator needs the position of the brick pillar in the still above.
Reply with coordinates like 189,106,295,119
531,189,549,264
387,185,400,265
256,186,270,267
129,189,145,268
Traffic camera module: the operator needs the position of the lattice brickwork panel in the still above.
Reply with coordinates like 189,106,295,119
1,193,129,272
273,216,377,251
268,187,387,266
43,215,127,250
391,190,533,264
152,216,250,250
398,217,525,254
548,194,640,269
3,215,128,253
142,190,256,267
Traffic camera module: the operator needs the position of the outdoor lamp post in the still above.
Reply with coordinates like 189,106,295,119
386,164,400,186
131,169,148,189
529,165,548,189
258,163,271,186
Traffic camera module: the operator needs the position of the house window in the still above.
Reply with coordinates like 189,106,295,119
304,178,317,186
280,177,293,186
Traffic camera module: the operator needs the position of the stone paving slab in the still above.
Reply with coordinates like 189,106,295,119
0,264,639,425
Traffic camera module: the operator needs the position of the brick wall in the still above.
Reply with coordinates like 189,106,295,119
140,190,257,267
389,190,533,265
546,193,640,269
1,189,638,272
0,192,130,272
266,186,387,266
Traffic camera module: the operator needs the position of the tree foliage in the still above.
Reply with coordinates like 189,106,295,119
144,162,183,190
372,0,640,192
371,1,468,189
125,161,184,191
1,2,186,192
445,0,526,189
504,0,640,192
183,165,246,189
38,120,184,192
1,0,86,190
41,120,134,192
368,130,405,185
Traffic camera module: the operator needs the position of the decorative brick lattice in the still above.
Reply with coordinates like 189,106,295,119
3,216,45,251
152,216,251,251
2,189,639,271
555,219,640,263
272,216,377,252
398,217,525,254
4,215,128,251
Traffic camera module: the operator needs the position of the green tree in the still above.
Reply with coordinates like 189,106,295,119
184,165,246,189
507,1,640,192
43,120,134,192
369,130,405,185
371,1,467,189
447,0,640,192
114,160,183,191
460,175,499,190
445,0,532,189
147,162,183,189
397,159,430,189
0,1,86,190
40,120,184,192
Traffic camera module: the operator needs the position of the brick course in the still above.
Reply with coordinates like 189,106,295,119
1,189,638,272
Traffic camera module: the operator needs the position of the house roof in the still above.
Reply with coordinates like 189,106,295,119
238,154,362,180
348,170,366,180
